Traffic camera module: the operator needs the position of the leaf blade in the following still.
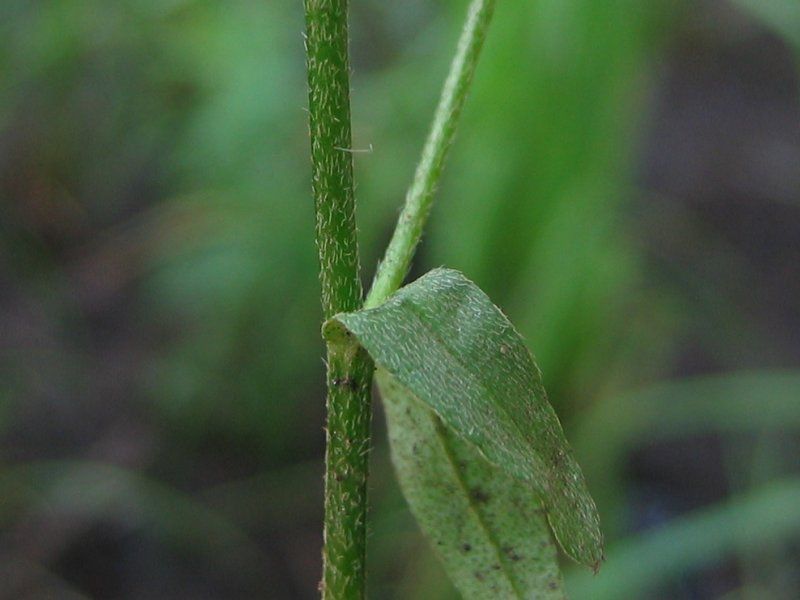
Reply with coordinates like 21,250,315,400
378,370,565,599
325,268,603,566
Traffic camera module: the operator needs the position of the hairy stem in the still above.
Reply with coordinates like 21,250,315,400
304,1,373,597
305,0,361,318
365,0,497,309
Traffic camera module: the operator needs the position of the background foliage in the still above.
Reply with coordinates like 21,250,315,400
1,0,799,598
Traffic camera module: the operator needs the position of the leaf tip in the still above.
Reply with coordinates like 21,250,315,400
546,502,604,570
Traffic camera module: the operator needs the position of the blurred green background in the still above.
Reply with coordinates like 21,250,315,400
1,0,799,598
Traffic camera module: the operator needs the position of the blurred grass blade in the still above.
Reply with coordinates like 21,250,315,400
575,370,800,485
573,370,800,535
378,370,565,599
732,0,800,50
567,478,800,599
0,460,266,575
325,268,603,567
1,559,91,600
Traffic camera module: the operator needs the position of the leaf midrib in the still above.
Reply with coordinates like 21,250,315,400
431,412,527,599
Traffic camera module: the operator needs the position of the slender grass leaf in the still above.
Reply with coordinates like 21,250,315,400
0,460,266,575
573,370,800,513
378,370,565,599
732,0,800,50
324,268,603,567
567,478,800,599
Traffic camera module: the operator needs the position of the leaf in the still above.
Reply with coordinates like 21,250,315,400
574,370,800,492
324,268,603,567
566,478,800,599
731,0,800,50
378,370,566,599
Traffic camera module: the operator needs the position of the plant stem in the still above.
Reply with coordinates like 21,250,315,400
305,0,361,319
364,0,497,309
303,1,373,598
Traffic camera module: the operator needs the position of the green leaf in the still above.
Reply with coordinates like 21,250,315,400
731,0,800,50
378,370,565,599
566,478,800,599
324,268,603,567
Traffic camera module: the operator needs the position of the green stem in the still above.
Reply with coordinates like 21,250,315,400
303,1,373,598
365,0,497,309
305,0,361,319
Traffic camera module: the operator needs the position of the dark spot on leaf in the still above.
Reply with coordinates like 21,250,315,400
462,543,472,552
548,581,559,590
502,545,521,561
474,571,485,581
470,487,490,503
491,564,501,571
